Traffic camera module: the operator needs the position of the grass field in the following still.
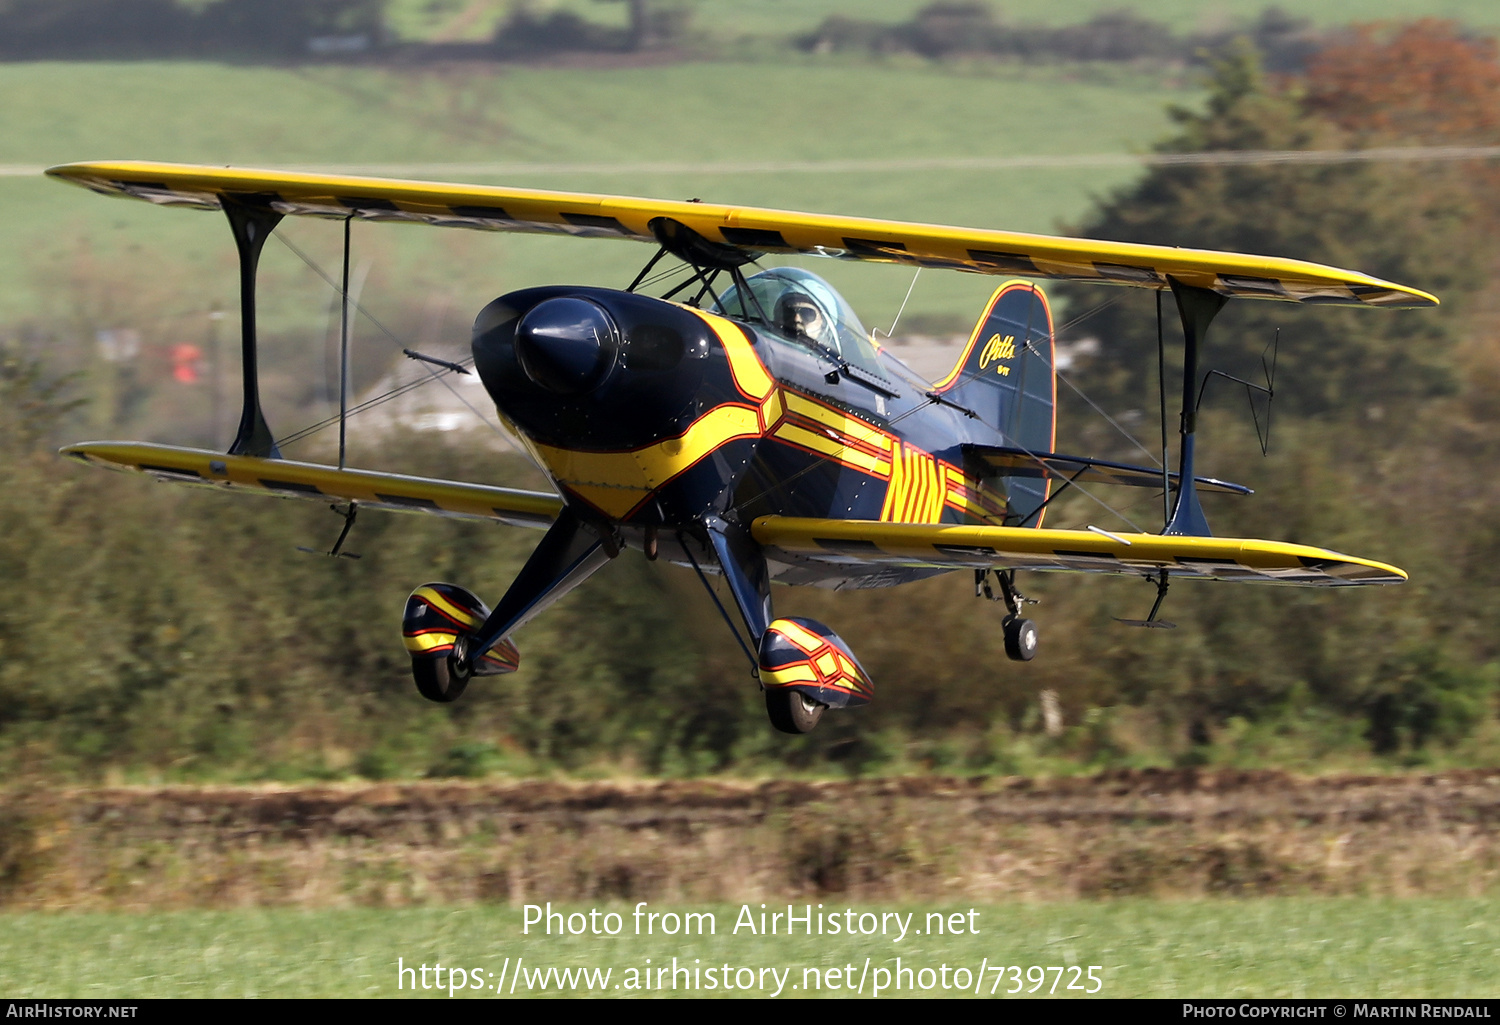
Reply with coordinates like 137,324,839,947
1,900,1496,998
6,776,1500,997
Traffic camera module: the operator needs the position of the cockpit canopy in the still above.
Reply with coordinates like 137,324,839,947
715,267,884,376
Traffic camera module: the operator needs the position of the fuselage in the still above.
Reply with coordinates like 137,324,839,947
472,282,1018,587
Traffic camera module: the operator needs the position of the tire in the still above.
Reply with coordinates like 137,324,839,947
412,655,471,703
1003,616,1038,662
765,688,826,734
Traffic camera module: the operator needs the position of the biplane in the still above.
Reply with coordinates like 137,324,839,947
46,161,1431,734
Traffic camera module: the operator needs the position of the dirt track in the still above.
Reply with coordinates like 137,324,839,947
4,769,1500,909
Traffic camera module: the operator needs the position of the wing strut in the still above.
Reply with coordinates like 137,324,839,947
1164,278,1227,536
1156,289,1170,528
222,197,284,459
338,215,352,470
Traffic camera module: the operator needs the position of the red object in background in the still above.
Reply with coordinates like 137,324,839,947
171,344,202,384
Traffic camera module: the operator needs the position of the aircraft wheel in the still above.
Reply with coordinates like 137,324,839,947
1003,616,1038,662
766,688,826,734
412,655,471,703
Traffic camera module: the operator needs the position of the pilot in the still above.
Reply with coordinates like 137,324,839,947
775,291,830,347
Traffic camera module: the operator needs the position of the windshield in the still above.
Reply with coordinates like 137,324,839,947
714,267,884,377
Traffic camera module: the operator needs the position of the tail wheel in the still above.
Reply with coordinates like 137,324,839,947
765,688,826,734
1003,616,1038,662
412,655,471,703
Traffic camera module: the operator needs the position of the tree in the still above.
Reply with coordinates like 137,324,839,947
1302,19,1500,211
593,0,692,51
1057,44,1483,425
1305,19,1500,143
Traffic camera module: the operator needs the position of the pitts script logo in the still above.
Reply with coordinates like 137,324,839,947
978,334,1017,376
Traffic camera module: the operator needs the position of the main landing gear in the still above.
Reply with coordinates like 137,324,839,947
977,569,1039,662
1004,616,1039,662
685,519,874,737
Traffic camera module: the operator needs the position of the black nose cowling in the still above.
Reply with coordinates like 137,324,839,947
514,296,620,395
474,285,717,451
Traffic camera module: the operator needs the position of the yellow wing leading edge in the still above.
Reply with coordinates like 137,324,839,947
46,160,1437,309
64,442,563,528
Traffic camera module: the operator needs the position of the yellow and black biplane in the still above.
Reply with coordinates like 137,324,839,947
47,161,1431,734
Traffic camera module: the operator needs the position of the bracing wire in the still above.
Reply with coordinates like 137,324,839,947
1054,368,1163,468
269,228,531,460
1057,483,1162,534
634,258,696,296
977,429,1150,534
275,360,474,447
883,290,1153,470
680,534,759,672
873,267,921,343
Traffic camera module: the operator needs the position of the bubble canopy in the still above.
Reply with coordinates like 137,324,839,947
714,267,884,376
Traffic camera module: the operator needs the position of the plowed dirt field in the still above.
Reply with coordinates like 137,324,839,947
4,769,1499,908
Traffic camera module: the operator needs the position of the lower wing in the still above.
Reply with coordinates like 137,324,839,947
752,516,1405,587
63,441,563,529
62,444,1405,586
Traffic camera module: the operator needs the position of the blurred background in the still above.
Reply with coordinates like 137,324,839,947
2,0,1499,786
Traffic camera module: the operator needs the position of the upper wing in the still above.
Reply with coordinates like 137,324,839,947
65,441,563,529
752,516,1405,587
46,160,1436,309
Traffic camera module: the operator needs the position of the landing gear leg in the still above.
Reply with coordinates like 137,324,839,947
978,569,1039,662
453,508,613,677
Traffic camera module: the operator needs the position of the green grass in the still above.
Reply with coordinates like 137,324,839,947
2,900,1497,998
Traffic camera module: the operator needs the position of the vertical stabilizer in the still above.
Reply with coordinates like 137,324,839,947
934,281,1056,524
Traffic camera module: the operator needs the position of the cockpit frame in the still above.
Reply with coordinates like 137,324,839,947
627,218,898,397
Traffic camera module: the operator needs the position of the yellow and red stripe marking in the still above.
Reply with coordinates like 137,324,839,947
759,619,873,700
409,585,484,630
879,443,946,523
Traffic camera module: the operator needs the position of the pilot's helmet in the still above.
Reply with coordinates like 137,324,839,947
774,290,830,345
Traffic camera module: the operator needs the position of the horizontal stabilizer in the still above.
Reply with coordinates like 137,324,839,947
963,444,1252,495
752,516,1405,587
62,441,562,529
46,161,1436,308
